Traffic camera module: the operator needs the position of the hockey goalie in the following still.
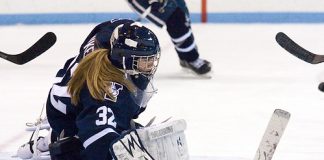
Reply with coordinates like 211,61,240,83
16,19,189,160
16,118,189,160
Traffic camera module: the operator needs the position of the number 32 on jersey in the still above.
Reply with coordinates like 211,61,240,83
96,106,117,128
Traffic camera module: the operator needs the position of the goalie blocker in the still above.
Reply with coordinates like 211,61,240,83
49,119,189,160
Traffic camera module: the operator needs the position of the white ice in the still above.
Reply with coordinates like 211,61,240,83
0,23,324,160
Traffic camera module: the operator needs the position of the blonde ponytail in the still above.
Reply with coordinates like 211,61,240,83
68,49,135,105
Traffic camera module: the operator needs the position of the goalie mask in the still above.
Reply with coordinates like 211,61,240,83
109,22,161,78
109,22,161,107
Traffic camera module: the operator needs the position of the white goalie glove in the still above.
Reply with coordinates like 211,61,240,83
110,119,189,160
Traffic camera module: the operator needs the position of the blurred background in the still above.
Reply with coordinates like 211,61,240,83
1,0,324,24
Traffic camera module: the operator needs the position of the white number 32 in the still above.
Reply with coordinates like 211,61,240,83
96,106,117,127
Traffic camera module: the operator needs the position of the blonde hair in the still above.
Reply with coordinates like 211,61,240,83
68,49,135,105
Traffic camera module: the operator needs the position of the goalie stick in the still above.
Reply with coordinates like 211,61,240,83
253,109,290,160
0,32,56,65
276,32,324,64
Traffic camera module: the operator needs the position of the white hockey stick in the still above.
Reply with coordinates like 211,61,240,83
253,109,290,160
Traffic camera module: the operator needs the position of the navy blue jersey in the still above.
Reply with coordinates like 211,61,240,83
46,19,147,160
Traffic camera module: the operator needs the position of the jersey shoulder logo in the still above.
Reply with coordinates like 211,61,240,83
104,82,123,102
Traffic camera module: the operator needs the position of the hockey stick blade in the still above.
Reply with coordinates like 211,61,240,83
0,32,56,65
276,32,324,64
253,109,290,160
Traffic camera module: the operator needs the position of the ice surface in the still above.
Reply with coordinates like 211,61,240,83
1,23,324,159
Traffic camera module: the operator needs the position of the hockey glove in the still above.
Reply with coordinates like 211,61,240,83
49,136,83,160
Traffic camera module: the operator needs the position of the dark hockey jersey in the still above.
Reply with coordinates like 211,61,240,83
46,19,147,160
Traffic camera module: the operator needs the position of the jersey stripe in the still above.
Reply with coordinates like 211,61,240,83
83,128,118,148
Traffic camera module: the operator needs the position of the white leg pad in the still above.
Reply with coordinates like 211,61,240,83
111,130,154,160
136,119,189,160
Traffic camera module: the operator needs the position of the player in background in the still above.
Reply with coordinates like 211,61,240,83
126,0,212,75
17,19,161,159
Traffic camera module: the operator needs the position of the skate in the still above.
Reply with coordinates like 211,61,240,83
180,58,212,75
15,107,51,160
16,135,50,160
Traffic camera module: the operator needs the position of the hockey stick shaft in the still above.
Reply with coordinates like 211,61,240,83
0,32,56,65
253,109,290,160
276,32,324,64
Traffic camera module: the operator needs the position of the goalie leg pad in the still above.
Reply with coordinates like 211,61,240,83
110,130,154,160
137,119,189,160
110,119,189,160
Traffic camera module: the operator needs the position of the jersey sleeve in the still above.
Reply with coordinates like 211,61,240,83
46,56,80,138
